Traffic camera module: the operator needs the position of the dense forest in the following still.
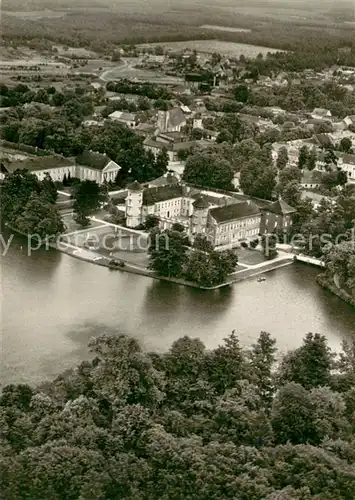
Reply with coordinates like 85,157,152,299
1,331,355,499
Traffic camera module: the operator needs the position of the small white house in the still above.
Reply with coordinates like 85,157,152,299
108,110,138,128
311,108,332,120
338,153,355,182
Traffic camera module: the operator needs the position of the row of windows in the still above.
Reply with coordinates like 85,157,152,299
157,198,182,209
219,218,259,232
216,228,259,244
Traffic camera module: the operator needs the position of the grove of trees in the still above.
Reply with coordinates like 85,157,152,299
148,228,239,287
0,169,64,238
1,331,355,499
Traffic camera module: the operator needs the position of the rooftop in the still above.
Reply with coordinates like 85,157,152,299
193,196,210,209
209,201,261,223
143,185,183,205
1,155,74,174
312,108,332,117
341,153,355,165
109,110,137,122
127,180,142,191
301,170,326,184
265,198,296,215
148,172,180,188
76,150,112,171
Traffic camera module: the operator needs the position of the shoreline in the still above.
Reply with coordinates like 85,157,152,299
52,237,294,289
316,273,355,309
8,224,352,300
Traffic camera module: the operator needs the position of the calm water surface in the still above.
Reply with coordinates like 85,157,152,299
1,234,354,386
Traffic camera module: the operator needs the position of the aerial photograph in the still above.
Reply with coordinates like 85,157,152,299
0,0,355,497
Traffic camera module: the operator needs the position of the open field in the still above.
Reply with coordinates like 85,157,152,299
2,10,68,20
138,40,283,57
101,58,183,84
199,25,252,33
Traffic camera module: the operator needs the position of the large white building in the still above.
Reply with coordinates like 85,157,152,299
0,149,121,185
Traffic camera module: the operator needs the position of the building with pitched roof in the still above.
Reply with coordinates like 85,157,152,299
311,108,332,120
260,198,297,234
147,172,180,188
0,146,121,185
208,201,261,248
0,152,77,182
125,180,296,248
157,108,187,133
76,151,121,184
300,170,326,189
108,110,138,128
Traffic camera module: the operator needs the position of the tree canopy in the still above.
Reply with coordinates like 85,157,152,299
1,331,355,499
183,151,234,191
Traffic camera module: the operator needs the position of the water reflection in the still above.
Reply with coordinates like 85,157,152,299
2,241,354,385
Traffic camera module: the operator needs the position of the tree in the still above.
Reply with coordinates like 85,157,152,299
144,215,160,230
216,130,233,144
72,180,103,227
306,149,317,171
278,180,301,207
276,147,288,170
15,194,64,239
148,229,188,278
240,159,277,200
89,334,164,406
278,165,302,187
339,137,352,153
192,234,214,253
184,251,218,287
0,169,42,223
271,383,315,444
171,222,185,233
183,151,234,190
278,333,334,389
205,332,247,394
184,249,238,287
210,250,239,284
323,241,355,295
261,233,278,259
2,331,355,499
249,332,277,408
324,148,338,170
298,145,309,169
41,173,58,204
234,85,249,103
137,96,150,111
155,148,169,177
154,98,169,110
111,51,121,62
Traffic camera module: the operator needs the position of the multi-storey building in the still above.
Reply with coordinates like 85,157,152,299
125,181,295,248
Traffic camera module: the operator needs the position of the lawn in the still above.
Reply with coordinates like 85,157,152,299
237,248,268,266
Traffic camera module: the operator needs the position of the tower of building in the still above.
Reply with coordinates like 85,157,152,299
125,180,143,228
191,196,209,237
157,110,169,133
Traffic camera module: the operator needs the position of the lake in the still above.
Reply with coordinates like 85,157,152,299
1,233,354,387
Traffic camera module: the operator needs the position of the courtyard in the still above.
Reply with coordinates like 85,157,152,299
62,222,151,268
